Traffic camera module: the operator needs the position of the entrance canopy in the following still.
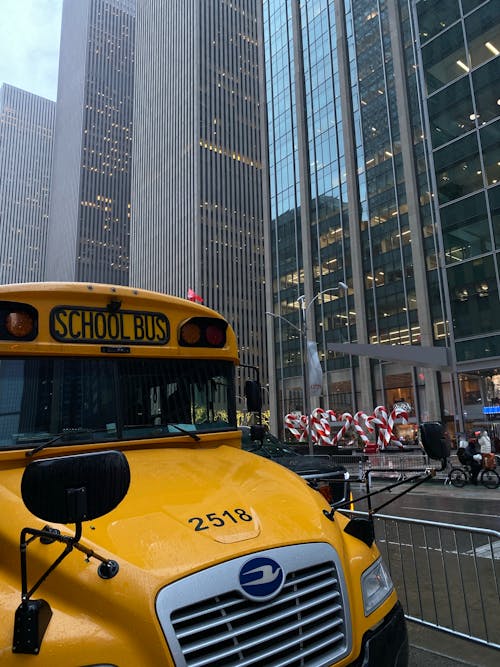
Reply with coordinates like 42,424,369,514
327,342,452,369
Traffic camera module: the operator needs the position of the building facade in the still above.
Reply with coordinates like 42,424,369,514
46,0,135,285
0,84,55,284
263,0,499,439
131,0,267,397
414,0,500,431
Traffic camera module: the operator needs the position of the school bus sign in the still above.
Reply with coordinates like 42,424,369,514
50,305,169,345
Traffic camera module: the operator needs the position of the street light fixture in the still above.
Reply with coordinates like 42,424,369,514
266,281,348,454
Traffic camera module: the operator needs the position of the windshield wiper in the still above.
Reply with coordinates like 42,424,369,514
164,423,200,441
26,428,98,457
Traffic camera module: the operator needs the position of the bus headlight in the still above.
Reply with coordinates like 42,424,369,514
361,557,394,616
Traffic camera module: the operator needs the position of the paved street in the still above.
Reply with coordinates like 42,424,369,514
352,476,500,665
363,475,500,530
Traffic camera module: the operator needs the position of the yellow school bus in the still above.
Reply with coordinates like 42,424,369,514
0,282,408,666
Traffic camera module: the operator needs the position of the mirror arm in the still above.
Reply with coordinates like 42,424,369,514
20,526,76,601
324,468,435,522
365,469,435,516
20,522,119,600
14,522,120,654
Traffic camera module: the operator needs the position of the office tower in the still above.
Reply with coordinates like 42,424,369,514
131,1,267,393
46,0,135,285
415,0,500,430
0,84,55,283
263,0,499,438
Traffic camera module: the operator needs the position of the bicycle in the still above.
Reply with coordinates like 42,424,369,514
448,461,500,489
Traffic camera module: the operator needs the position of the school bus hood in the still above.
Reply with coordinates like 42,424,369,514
82,445,340,575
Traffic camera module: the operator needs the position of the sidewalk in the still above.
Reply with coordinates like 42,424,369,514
408,622,500,666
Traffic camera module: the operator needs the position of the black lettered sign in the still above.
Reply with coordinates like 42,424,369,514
50,306,169,345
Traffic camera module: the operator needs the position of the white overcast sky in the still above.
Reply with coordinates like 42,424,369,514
0,0,63,101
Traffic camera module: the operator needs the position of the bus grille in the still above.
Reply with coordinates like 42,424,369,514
156,544,351,667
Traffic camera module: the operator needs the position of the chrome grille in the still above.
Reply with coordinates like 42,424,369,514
156,543,351,667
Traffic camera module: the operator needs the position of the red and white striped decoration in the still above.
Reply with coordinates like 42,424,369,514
353,411,373,448
332,412,353,445
284,404,408,451
311,407,332,446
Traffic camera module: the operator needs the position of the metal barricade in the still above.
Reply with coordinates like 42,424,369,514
366,452,429,480
349,511,500,649
330,454,367,480
328,452,429,482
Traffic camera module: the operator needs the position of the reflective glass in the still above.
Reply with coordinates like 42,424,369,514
447,255,499,337
417,0,460,43
434,132,482,202
488,185,500,247
440,192,491,263
472,58,500,125
465,2,500,68
479,120,500,186
461,0,489,15
421,24,467,94
0,357,236,449
456,334,500,362
427,77,474,147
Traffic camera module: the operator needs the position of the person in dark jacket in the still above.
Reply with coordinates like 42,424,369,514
457,436,482,484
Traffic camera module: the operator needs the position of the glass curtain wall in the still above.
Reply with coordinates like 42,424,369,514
264,0,304,418
414,0,500,432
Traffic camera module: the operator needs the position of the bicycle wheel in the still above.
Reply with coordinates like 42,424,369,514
480,469,500,489
449,467,467,487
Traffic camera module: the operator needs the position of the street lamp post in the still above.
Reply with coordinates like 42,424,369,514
266,282,348,455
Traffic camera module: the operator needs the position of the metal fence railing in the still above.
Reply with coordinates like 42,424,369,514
347,511,500,649
326,452,430,481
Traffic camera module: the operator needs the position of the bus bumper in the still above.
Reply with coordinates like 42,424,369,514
349,601,409,666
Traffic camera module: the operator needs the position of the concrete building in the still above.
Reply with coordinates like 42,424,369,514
131,0,267,394
0,84,55,283
263,0,499,439
46,0,136,285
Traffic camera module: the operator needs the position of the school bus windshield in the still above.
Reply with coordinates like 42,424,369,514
0,356,237,450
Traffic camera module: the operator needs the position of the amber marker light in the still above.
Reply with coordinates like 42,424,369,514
180,322,201,345
6,311,34,338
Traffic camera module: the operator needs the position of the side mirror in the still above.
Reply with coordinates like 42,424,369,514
419,422,450,461
13,451,130,655
21,450,130,524
244,379,262,413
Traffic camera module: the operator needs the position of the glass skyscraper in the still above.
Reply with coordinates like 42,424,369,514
263,0,499,438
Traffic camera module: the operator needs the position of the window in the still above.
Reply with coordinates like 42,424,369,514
421,24,467,94
440,192,491,262
434,132,483,203
0,357,236,449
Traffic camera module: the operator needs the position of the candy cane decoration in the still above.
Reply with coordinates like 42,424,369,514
311,408,332,446
367,405,390,450
332,412,353,445
388,404,409,446
285,413,308,442
353,411,373,448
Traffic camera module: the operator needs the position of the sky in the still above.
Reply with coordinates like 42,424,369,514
0,0,63,101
